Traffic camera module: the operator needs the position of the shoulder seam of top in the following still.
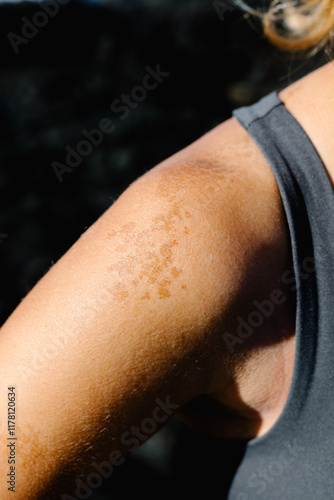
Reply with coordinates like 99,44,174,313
242,100,283,130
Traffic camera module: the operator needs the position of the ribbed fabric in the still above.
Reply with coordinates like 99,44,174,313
228,91,334,499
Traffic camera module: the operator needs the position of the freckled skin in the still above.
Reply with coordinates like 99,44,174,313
152,205,183,232
171,267,183,278
158,286,171,299
0,104,297,498
104,203,189,302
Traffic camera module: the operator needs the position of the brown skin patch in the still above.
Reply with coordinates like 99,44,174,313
159,240,177,261
157,286,171,299
107,283,129,302
158,278,172,287
140,253,166,285
105,233,180,301
106,221,137,240
104,198,193,304
151,204,183,233
171,267,183,278
156,278,174,300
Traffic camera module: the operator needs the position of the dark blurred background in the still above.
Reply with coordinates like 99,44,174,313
0,0,327,497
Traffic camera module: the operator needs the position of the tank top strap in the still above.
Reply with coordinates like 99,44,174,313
227,91,334,499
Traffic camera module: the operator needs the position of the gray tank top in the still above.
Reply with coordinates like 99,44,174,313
230,91,334,499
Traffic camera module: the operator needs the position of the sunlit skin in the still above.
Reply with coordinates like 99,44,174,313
0,60,333,499
279,61,334,188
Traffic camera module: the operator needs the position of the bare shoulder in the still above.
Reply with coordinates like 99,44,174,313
120,116,294,347
279,61,334,186
142,116,297,439
0,113,296,497
144,114,293,292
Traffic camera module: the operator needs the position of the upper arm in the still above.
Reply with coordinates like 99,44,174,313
0,119,290,498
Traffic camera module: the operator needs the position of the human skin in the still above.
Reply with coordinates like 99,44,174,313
279,60,334,187
5,58,334,497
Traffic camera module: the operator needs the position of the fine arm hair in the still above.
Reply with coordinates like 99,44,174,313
0,117,293,498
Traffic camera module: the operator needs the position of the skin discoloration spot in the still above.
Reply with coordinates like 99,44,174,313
158,286,171,299
157,278,173,300
122,221,137,232
158,278,172,287
107,283,129,302
152,204,183,233
171,267,183,278
141,253,165,285
181,284,187,290
154,176,178,201
104,193,192,304
160,239,178,261
136,238,182,300
107,221,137,240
